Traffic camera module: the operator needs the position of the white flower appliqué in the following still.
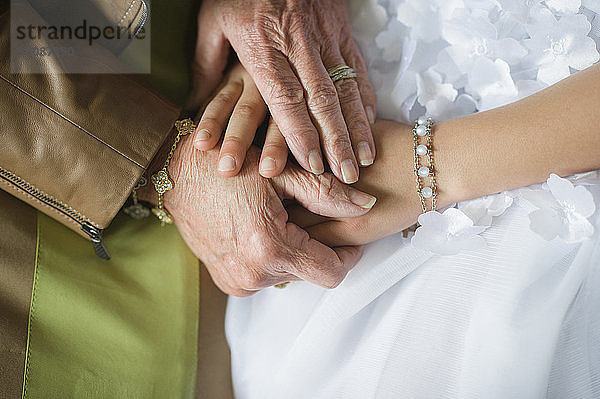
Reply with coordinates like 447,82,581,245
396,0,465,42
351,0,600,125
412,208,487,255
524,11,600,85
521,174,596,242
545,0,582,15
458,192,515,226
584,0,600,13
442,8,527,75
465,58,518,111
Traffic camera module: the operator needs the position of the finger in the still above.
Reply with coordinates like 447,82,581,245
203,261,258,297
239,49,325,176
332,246,365,273
187,3,230,112
212,276,257,298
194,80,243,151
288,46,359,183
259,119,288,178
218,82,268,177
341,37,377,126
242,273,303,293
306,215,390,247
286,204,328,229
284,222,364,289
272,165,377,218
322,50,375,167
206,250,301,296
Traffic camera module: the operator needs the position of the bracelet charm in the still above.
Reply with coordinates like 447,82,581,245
123,176,150,219
150,118,197,226
151,170,174,225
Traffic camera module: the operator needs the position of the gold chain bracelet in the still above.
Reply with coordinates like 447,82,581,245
150,118,197,225
413,116,438,213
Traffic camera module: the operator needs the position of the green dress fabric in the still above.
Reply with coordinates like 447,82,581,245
23,214,199,398
22,1,203,397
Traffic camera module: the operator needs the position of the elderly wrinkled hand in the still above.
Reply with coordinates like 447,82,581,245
141,133,377,296
188,0,377,184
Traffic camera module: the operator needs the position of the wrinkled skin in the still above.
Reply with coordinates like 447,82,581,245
189,0,377,183
156,135,377,297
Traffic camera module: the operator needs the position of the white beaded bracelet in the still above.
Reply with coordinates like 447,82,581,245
413,116,438,213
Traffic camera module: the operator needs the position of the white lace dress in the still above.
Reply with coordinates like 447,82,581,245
226,1,600,398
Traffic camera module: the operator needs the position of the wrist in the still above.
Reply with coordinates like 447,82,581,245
431,119,473,207
433,111,530,206
137,126,179,207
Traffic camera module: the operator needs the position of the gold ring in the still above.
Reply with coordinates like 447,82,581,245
327,64,357,83
274,282,291,289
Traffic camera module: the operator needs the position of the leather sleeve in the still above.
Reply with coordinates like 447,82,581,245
0,4,181,241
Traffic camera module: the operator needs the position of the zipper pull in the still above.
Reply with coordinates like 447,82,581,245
81,222,111,260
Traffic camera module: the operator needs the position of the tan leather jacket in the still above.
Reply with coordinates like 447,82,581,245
0,1,232,397
0,0,180,259
0,0,177,393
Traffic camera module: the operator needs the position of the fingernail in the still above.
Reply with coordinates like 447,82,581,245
341,159,359,184
195,129,211,143
260,157,277,174
218,155,236,172
366,106,375,125
308,150,324,175
349,189,377,209
357,142,374,166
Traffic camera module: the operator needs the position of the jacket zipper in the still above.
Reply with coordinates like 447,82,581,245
0,168,111,260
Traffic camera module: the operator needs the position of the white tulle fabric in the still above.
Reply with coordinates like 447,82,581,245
226,1,600,398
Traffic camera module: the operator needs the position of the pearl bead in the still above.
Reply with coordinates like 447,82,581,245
421,187,433,199
418,166,430,177
417,116,428,125
416,125,428,136
416,144,428,156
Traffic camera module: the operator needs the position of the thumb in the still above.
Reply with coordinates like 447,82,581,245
186,4,230,112
272,165,377,218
